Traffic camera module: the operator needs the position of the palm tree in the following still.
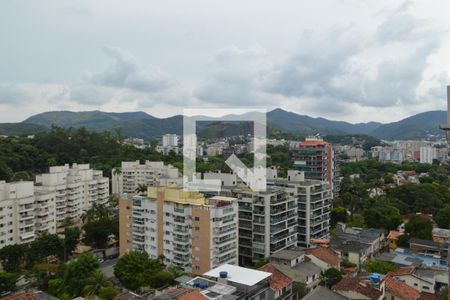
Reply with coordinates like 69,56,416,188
83,270,111,297
135,183,147,196
112,167,122,195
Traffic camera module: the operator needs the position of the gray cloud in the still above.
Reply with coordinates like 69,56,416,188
0,84,29,104
68,84,114,105
87,45,176,93
375,1,437,43
195,44,276,106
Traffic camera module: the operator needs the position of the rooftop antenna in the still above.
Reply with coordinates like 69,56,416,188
439,86,450,146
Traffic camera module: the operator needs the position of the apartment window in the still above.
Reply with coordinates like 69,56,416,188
194,217,200,221
194,227,200,231
165,231,170,235
423,287,429,290
193,265,200,271
194,246,200,251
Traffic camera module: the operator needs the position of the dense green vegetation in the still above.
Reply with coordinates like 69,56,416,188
364,260,397,274
0,126,298,182
335,159,450,239
47,252,118,299
114,251,182,292
0,126,182,181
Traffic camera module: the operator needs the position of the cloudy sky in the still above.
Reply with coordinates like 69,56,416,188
0,0,449,123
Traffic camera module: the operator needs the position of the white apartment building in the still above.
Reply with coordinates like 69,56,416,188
162,134,179,147
420,146,439,164
0,181,37,247
112,161,181,195
35,164,109,229
34,190,57,235
120,187,239,275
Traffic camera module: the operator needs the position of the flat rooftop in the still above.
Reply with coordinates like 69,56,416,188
203,264,271,287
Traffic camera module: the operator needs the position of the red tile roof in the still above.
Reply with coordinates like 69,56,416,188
388,266,415,277
300,141,328,146
419,292,441,300
387,230,404,240
333,277,383,300
259,264,292,292
178,289,208,300
305,247,341,266
4,294,38,300
385,276,420,300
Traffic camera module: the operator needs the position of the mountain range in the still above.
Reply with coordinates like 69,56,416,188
0,109,445,141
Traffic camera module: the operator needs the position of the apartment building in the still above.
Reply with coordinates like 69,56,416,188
155,134,180,154
34,190,57,235
231,187,298,265
112,161,180,195
119,186,239,275
35,163,109,229
268,170,332,248
0,181,37,247
420,146,438,164
294,135,338,198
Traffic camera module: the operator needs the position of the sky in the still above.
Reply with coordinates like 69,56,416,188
0,0,449,124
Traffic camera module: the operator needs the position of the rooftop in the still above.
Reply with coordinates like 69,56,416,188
259,264,292,292
303,286,348,300
384,276,420,300
305,247,341,266
270,248,305,261
333,277,383,300
203,264,271,287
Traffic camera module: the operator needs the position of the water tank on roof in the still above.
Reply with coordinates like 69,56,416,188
219,271,228,278
370,273,381,284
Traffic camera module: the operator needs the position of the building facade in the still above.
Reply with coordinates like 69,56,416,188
0,181,57,248
112,161,180,195
268,170,332,248
35,163,109,230
233,188,298,265
294,136,338,197
119,186,239,275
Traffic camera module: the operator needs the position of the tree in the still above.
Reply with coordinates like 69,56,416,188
149,270,174,288
135,183,147,195
364,260,397,274
331,207,348,227
83,218,116,249
98,286,119,300
363,205,402,231
0,272,17,294
28,233,64,265
114,251,164,291
322,268,343,287
0,244,27,273
83,270,111,297
405,215,433,240
63,252,100,297
63,225,81,261
294,282,308,299
435,205,450,229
